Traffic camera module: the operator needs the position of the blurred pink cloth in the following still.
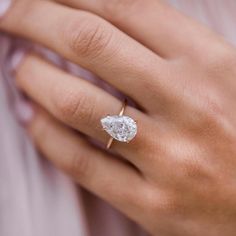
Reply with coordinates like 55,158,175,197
1,1,236,236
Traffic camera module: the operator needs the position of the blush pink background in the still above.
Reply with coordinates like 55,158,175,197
1,1,236,235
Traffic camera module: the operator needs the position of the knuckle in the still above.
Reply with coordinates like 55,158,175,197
204,95,223,116
180,158,209,180
188,90,227,137
144,188,179,215
201,95,229,135
145,190,161,212
203,46,236,74
53,87,80,121
183,159,201,176
53,86,96,126
68,150,90,181
160,197,180,215
65,15,113,59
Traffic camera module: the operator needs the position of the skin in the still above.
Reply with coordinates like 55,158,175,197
1,0,236,235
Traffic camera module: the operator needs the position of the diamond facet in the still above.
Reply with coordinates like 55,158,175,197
101,115,137,142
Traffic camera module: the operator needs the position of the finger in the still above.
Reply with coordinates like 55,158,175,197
0,0,167,109
54,0,214,58
16,54,152,169
28,107,146,221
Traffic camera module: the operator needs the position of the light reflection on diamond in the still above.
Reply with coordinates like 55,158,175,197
101,115,137,142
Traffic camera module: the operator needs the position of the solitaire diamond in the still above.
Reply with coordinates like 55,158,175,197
101,115,137,142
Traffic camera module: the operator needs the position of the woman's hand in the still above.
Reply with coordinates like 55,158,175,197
2,0,236,235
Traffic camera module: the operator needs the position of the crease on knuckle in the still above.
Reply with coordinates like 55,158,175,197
179,157,215,184
66,17,114,60
200,97,229,137
53,86,95,127
68,149,90,181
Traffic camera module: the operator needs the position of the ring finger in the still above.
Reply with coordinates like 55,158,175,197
16,54,153,169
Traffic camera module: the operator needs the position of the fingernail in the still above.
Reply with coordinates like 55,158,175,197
0,0,12,19
15,100,35,124
10,49,27,73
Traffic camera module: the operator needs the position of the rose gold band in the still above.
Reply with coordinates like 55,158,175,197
106,99,127,149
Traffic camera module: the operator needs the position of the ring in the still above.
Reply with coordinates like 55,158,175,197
101,100,138,149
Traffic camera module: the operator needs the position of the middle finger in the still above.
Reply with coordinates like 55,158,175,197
0,0,168,110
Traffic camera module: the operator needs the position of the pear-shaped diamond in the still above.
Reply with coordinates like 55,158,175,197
101,115,137,142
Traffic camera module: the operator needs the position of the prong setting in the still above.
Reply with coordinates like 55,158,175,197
101,115,137,143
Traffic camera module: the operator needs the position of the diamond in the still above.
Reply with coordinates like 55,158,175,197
101,115,137,142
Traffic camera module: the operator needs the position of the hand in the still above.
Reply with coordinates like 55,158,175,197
2,1,236,235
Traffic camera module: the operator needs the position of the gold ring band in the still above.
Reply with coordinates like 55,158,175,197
106,99,127,149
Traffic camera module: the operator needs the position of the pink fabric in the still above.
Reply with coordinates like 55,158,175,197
1,1,236,235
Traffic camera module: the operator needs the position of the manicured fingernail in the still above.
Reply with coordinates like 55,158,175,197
15,100,35,124
10,49,26,73
0,0,12,18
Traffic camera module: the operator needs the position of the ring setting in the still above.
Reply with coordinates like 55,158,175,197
100,100,137,149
